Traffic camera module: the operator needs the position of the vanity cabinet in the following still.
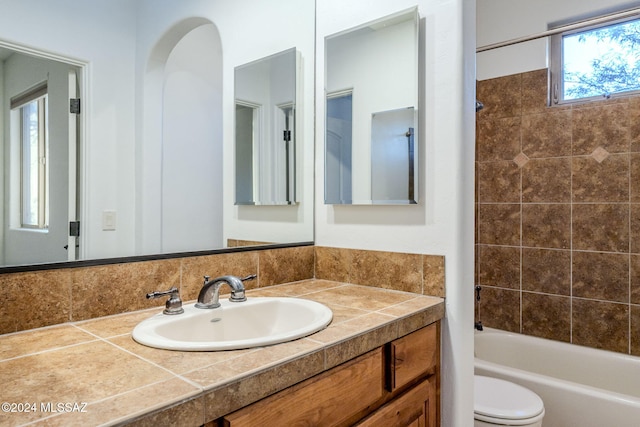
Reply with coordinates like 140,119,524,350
220,321,439,427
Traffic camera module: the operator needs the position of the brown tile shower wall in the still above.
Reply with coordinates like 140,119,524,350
314,246,445,297
0,246,314,334
476,68,640,355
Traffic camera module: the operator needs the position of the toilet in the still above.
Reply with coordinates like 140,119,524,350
474,375,545,426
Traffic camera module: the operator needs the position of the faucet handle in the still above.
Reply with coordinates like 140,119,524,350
241,274,257,282
146,287,184,315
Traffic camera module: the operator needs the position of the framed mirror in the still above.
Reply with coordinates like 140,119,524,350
324,8,419,205
235,48,299,205
0,0,315,271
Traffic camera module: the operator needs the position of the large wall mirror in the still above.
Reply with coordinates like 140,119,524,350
324,8,419,205
0,0,315,271
235,48,299,205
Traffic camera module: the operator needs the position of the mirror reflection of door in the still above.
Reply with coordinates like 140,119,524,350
2,49,80,266
234,48,298,206
371,107,416,203
325,91,352,204
276,103,295,203
235,102,260,203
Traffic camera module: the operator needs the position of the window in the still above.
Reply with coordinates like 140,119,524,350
11,83,49,229
550,15,640,104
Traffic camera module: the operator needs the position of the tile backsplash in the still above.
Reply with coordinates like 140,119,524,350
476,68,640,355
1,245,445,335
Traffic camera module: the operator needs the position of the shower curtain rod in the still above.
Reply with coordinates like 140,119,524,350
476,6,640,53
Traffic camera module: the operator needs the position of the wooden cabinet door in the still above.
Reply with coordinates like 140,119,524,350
388,323,438,392
223,348,384,427
355,378,436,427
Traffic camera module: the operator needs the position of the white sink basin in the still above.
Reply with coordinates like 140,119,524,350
132,297,333,351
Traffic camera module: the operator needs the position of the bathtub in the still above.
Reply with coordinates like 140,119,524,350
475,327,640,427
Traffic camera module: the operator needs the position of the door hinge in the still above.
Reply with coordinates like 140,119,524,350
69,221,80,237
70,98,81,114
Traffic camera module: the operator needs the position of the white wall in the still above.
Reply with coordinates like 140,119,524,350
316,0,476,424
477,0,640,80
160,24,223,253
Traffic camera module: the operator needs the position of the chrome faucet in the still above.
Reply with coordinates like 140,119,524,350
195,274,256,309
146,287,184,315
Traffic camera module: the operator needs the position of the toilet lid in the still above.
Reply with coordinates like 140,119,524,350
474,376,544,420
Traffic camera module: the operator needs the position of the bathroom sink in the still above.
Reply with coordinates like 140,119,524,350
132,297,333,351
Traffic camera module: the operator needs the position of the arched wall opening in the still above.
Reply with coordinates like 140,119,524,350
138,19,223,254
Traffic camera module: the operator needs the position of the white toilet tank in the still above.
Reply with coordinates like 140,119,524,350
474,375,545,426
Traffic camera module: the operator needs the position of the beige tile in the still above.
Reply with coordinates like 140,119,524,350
203,349,325,420
31,379,202,427
259,246,315,287
308,312,396,347
75,308,160,338
0,341,172,426
71,260,181,321
315,246,353,282
0,325,95,361
378,296,443,317
323,320,397,368
350,250,422,293
246,279,344,298
124,395,204,427
423,255,445,297
2,269,72,334
184,338,323,389
108,334,255,375
305,285,415,312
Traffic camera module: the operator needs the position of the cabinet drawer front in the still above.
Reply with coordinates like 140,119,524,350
389,323,438,391
223,348,384,426
356,378,434,427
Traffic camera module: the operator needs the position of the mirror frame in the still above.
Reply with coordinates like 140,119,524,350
0,241,314,274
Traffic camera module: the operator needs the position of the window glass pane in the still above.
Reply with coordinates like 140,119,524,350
19,96,48,229
563,18,640,100
21,101,39,226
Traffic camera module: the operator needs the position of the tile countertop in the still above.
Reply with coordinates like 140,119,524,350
0,279,444,427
